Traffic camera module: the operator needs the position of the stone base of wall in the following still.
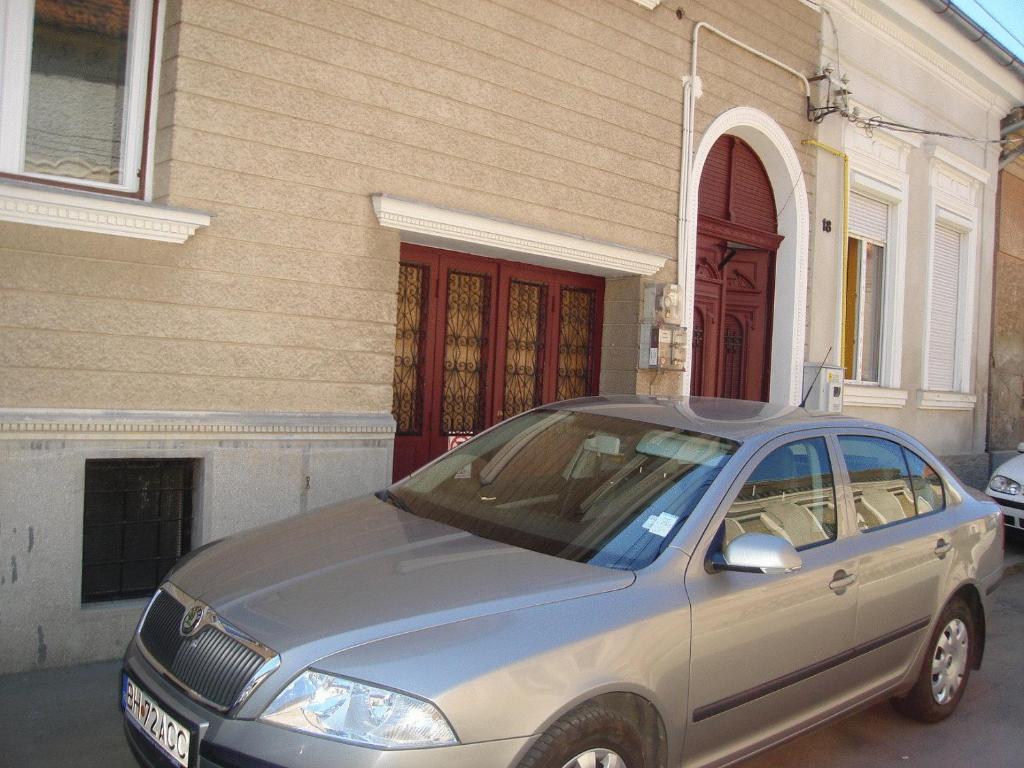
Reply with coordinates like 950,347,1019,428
940,452,993,491
0,408,394,675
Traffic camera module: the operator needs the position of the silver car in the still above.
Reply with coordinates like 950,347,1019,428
121,396,1004,768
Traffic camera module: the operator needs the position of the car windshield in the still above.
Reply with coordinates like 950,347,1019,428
387,409,737,570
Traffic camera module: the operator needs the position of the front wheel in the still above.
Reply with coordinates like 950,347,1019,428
518,704,645,768
892,598,975,722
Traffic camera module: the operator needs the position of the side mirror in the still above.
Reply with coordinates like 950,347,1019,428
710,532,803,575
1017,441,1024,454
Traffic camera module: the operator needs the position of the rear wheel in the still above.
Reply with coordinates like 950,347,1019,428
518,705,645,768
892,598,975,722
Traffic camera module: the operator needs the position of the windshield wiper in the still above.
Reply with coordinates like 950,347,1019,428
375,488,413,514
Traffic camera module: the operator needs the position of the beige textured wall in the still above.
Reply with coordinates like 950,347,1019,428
990,164,1024,452
1,0,818,413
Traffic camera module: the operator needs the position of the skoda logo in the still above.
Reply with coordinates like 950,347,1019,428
180,604,206,636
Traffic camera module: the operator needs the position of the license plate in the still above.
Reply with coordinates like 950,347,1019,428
122,674,193,768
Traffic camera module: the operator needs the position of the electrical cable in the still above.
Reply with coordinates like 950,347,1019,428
839,109,1016,145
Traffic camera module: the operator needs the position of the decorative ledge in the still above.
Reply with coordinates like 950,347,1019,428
372,194,668,277
0,180,210,243
843,384,909,408
917,391,978,410
0,408,396,440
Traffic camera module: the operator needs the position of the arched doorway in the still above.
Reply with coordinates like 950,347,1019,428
690,135,782,401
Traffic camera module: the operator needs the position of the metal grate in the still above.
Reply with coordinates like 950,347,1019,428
139,590,267,710
82,459,194,603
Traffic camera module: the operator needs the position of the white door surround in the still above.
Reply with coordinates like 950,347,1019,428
681,107,810,405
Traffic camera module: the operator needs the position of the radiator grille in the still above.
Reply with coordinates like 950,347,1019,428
138,590,270,710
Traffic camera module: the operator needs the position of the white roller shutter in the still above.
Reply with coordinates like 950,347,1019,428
926,224,961,391
849,192,888,243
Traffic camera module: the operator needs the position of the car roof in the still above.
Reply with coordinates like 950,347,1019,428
547,395,878,443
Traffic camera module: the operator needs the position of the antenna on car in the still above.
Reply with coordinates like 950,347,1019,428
799,346,833,409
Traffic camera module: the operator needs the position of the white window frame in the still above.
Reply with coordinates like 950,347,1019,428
919,148,987,405
838,118,912,407
0,0,156,196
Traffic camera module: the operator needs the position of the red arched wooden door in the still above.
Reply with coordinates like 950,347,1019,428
692,135,782,401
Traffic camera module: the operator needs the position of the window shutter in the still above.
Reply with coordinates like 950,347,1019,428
849,193,888,243
926,225,961,391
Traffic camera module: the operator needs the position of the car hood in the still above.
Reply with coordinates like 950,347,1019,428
991,452,1024,485
170,495,634,657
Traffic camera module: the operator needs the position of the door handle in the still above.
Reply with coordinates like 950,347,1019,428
934,538,952,558
828,569,856,593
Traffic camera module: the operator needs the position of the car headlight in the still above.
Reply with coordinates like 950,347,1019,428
989,475,1022,495
260,670,457,749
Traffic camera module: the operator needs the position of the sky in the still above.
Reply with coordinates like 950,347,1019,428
953,0,1024,61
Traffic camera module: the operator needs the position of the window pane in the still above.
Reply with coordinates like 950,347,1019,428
904,449,946,514
859,243,884,382
842,237,859,379
724,438,837,550
25,0,132,184
839,436,917,531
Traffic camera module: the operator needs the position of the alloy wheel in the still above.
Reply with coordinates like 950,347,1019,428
930,617,969,705
561,749,627,768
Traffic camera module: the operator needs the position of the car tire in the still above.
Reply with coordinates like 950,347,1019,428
517,704,646,768
891,597,975,723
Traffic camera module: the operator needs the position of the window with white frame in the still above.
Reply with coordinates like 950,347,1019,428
925,221,968,392
0,0,157,195
843,192,889,383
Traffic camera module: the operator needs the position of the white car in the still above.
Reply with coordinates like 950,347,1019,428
986,444,1024,537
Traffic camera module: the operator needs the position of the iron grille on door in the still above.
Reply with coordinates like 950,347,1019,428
393,263,429,435
82,459,194,603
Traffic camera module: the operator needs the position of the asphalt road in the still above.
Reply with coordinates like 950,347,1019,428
2,538,1022,768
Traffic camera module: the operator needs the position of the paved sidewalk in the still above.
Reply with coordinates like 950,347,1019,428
2,541,1022,768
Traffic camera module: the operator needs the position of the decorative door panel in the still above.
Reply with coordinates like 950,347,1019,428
394,246,603,479
691,235,774,401
496,278,547,421
555,287,598,401
439,269,492,434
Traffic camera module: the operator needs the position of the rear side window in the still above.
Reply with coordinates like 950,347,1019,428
724,437,837,550
904,450,946,514
839,436,943,531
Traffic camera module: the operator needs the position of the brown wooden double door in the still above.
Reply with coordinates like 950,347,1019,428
392,245,604,479
690,234,775,401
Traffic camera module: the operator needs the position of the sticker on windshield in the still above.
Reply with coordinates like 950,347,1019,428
642,512,679,537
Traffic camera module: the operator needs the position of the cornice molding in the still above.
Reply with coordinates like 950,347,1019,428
0,408,396,440
372,194,667,277
827,0,1010,108
0,180,210,243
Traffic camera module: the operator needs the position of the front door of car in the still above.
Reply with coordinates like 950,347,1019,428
681,433,861,767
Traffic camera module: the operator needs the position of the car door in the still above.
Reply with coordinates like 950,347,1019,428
682,432,861,767
834,432,954,690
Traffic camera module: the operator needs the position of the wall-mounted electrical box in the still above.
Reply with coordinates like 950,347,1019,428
801,362,844,414
639,283,686,371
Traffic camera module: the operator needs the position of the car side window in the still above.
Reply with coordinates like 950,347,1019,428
838,436,918,531
904,449,946,514
723,437,837,550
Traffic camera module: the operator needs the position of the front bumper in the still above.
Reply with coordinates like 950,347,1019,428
986,493,1024,533
122,641,534,768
